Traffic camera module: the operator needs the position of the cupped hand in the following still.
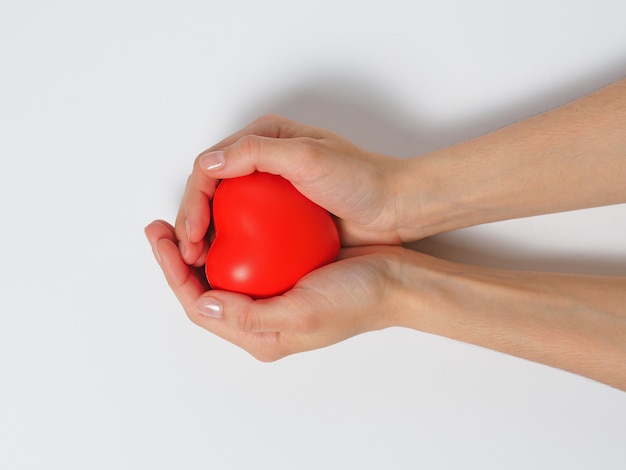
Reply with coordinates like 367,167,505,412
176,114,408,267
145,219,407,360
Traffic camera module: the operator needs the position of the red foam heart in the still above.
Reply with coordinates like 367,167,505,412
205,172,340,299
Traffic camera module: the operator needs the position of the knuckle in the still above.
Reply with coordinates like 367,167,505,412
255,112,285,124
254,113,305,139
236,134,263,156
291,137,323,169
236,304,257,333
294,136,320,154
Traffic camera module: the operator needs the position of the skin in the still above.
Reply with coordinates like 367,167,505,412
145,78,626,390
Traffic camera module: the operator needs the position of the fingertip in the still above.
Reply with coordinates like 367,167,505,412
143,220,159,237
185,216,208,244
195,290,258,330
198,150,226,172
196,295,223,319
155,237,189,288
191,241,209,268
176,209,206,263
148,236,162,265
177,237,208,266
180,184,212,244
145,220,176,260
176,217,196,264
144,223,154,244
177,240,187,262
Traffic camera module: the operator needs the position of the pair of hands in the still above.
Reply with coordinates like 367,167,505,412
147,80,626,388
145,114,425,360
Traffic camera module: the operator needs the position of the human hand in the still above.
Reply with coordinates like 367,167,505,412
175,114,410,267
145,219,406,360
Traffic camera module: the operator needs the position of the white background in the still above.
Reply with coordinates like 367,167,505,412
1,1,625,469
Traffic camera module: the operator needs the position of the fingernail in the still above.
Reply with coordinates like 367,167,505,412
185,218,191,241
199,151,225,171
196,296,223,319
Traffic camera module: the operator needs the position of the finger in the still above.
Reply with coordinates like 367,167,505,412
193,290,298,361
203,113,327,152
196,134,327,186
146,221,239,334
195,291,292,334
196,289,314,335
180,136,323,262
175,176,213,266
194,112,334,182
144,219,177,254
175,115,291,259
146,221,295,360
145,220,206,301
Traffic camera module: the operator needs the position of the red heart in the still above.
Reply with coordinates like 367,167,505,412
205,172,340,299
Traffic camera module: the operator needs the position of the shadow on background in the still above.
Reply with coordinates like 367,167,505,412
233,60,626,276
405,231,626,276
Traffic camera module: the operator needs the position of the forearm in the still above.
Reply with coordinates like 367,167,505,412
397,78,626,239
396,251,626,390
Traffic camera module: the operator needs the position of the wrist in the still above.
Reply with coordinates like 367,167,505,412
392,152,471,241
393,250,465,334
395,251,558,349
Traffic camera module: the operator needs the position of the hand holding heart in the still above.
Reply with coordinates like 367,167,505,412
144,219,409,361
174,114,411,270
144,114,419,357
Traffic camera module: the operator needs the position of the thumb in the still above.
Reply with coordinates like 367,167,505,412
195,134,320,184
194,290,301,334
191,291,296,362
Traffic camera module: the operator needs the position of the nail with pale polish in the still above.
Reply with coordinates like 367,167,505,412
196,296,223,319
185,218,191,241
199,150,225,171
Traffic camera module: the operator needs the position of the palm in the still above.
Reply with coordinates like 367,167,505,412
274,246,400,347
